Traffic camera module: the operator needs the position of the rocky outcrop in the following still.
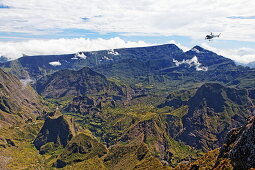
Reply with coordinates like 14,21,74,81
176,117,255,169
119,117,172,163
62,95,116,115
0,138,16,148
33,115,76,152
33,112,107,168
163,83,255,151
35,67,124,99
55,133,107,168
219,116,255,170
103,143,152,170
0,68,43,127
63,96,100,115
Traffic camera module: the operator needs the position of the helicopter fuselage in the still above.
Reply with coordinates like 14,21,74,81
205,33,220,40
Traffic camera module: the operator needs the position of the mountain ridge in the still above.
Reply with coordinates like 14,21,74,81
0,44,228,79
35,67,124,99
160,82,255,151
1,44,255,169
0,68,43,127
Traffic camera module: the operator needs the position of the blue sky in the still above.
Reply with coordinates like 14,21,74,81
0,0,255,63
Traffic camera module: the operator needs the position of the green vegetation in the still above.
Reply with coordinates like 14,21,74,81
55,133,108,168
174,149,233,170
0,120,49,169
0,44,255,169
62,98,202,167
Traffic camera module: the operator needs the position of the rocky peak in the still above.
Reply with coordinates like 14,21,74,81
185,46,235,68
0,56,8,63
163,83,254,151
35,67,124,98
33,115,76,151
156,44,183,53
0,68,43,127
219,116,255,169
55,133,107,168
119,118,172,163
188,83,226,113
191,46,207,53
186,46,213,55
188,83,250,113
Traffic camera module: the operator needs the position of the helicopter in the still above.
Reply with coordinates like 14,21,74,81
205,32,221,41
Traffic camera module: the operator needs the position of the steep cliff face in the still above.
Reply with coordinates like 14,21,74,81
35,67,124,99
175,117,255,170
0,68,43,127
119,117,172,163
0,44,183,81
162,83,255,151
219,116,255,170
178,83,252,150
3,44,255,169
33,115,76,153
2,44,255,93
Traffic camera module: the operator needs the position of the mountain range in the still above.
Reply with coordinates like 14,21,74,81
1,44,255,91
0,44,255,169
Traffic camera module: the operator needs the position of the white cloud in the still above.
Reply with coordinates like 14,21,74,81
0,0,255,41
107,49,119,55
0,37,152,60
20,78,35,87
74,52,87,59
173,56,208,71
1,0,255,64
49,61,61,66
1,36,254,64
201,43,255,64
168,41,255,64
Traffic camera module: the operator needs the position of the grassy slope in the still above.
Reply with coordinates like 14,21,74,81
0,121,48,169
63,96,201,166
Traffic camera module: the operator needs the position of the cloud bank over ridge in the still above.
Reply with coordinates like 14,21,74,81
0,37,254,64
173,56,208,71
0,37,152,60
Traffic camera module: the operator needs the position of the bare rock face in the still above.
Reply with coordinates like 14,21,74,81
163,83,254,151
33,115,76,152
219,116,255,169
0,68,43,127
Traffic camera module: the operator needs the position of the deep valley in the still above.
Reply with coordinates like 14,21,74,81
0,44,255,170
